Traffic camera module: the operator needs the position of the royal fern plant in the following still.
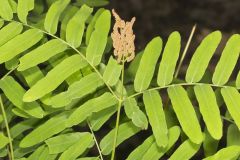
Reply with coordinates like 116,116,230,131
0,0,240,160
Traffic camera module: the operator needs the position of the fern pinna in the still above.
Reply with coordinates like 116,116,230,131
0,0,239,160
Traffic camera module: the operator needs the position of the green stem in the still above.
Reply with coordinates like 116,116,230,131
87,121,104,160
0,96,14,160
110,100,122,160
127,82,235,99
111,60,125,160
221,116,234,124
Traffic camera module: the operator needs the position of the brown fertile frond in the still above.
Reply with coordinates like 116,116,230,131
111,9,136,63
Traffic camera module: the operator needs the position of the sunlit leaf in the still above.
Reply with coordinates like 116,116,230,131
157,31,181,86
194,85,222,139
20,112,70,148
86,10,111,66
0,29,43,64
221,87,240,129
51,73,104,108
100,122,141,155
134,37,162,92
23,55,88,102
212,34,240,85
66,4,93,47
18,39,68,71
44,0,70,34
17,0,34,23
168,85,203,144
67,92,118,127
186,31,221,83
0,0,13,20
143,90,168,147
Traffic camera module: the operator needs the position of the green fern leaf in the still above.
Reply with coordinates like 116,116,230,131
9,0,17,13
0,0,13,20
86,10,111,66
18,39,68,71
45,133,85,154
12,108,30,118
10,119,38,139
157,31,181,86
169,139,201,160
194,85,222,140
27,145,58,160
20,66,45,87
103,56,122,86
143,90,168,147
59,132,93,160
227,124,240,146
221,87,240,129
25,145,45,160
186,31,221,83
203,146,240,160
0,22,23,46
100,121,141,155
21,67,52,105
23,55,87,102
124,98,148,129
66,4,93,48
89,106,116,131
0,76,44,118
168,85,203,144
67,92,118,127
124,98,140,118
0,29,43,63
20,112,70,148
60,5,78,39
51,73,104,108
132,109,149,130
212,34,240,85
5,57,19,70
44,0,70,34
127,136,154,160
0,133,8,149
85,8,105,45
134,37,162,92
142,126,180,160
17,0,34,23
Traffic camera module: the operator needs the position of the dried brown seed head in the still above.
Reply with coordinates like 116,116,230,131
111,9,136,63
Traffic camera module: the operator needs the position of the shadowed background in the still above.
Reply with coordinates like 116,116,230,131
109,0,240,49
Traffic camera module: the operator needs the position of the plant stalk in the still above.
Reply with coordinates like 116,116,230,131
111,60,125,160
0,96,14,160
174,24,196,78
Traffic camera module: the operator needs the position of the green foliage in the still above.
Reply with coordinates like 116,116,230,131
0,0,239,160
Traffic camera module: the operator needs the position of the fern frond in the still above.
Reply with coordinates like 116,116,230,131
0,0,239,159
143,90,168,147
134,37,162,92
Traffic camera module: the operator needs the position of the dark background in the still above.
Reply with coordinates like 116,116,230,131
109,0,240,52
